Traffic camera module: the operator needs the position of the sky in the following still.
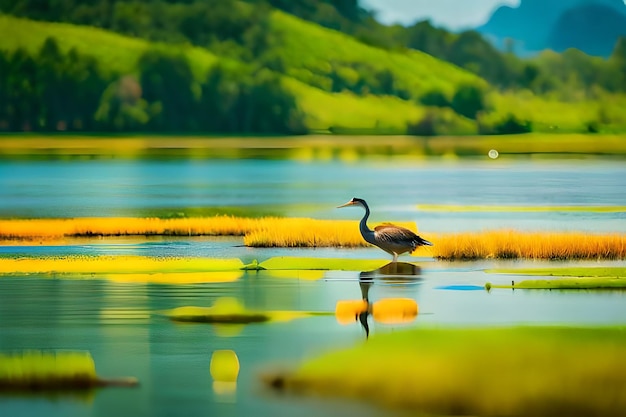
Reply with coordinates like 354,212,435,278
360,0,521,29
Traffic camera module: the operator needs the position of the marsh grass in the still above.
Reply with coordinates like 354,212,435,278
264,327,626,416
428,230,626,260
1,218,624,260
0,216,260,239
0,217,415,248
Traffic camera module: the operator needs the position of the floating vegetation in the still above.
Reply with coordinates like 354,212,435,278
488,277,626,290
263,327,626,416
0,256,244,277
486,267,626,290
0,351,137,391
488,267,626,278
164,297,328,324
429,230,626,260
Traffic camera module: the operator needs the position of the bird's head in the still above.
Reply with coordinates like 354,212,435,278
337,197,367,209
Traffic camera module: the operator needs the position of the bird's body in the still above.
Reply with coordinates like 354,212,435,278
338,197,432,262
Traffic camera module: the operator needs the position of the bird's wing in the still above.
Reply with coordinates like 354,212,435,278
374,224,418,243
374,224,433,247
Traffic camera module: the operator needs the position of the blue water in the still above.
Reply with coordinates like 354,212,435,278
1,158,625,232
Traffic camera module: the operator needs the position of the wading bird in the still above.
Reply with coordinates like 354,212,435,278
337,197,433,262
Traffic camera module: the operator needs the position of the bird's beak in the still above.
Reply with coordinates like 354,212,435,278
337,200,355,208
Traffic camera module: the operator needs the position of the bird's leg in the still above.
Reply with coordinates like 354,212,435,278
392,253,398,263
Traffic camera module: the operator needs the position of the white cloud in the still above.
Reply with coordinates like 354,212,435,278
361,0,521,29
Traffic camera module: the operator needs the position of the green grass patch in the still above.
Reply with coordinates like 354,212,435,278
0,351,137,390
264,326,626,416
270,11,481,98
0,14,216,79
486,267,626,289
488,267,626,278
489,277,626,289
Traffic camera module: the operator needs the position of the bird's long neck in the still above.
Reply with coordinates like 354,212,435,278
359,203,376,244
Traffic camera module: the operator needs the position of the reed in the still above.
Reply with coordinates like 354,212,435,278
428,230,626,260
0,217,415,248
0,216,261,239
243,218,418,247
1,218,624,260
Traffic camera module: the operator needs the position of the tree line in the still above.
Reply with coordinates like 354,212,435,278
0,37,306,133
3,0,626,96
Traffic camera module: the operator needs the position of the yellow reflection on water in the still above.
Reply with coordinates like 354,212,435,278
210,350,239,402
372,298,418,324
105,271,242,284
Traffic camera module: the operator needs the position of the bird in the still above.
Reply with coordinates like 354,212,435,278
337,197,433,262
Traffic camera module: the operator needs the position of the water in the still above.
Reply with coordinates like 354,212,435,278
1,158,625,231
1,156,626,416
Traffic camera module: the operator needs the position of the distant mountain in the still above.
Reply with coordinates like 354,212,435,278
548,3,626,56
477,0,626,56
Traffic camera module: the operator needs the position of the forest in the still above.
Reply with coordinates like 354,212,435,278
1,0,626,134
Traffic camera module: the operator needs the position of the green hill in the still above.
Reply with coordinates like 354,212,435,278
267,11,482,98
1,10,625,134
1,12,475,132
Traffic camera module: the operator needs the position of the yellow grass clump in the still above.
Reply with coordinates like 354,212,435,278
0,216,261,239
243,218,417,248
0,217,417,248
428,230,626,260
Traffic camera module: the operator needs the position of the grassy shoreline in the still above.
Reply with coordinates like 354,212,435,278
1,133,626,159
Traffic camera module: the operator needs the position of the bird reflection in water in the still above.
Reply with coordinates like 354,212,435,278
336,262,421,339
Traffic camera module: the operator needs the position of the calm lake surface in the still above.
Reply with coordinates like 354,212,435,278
1,158,625,231
1,156,625,417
